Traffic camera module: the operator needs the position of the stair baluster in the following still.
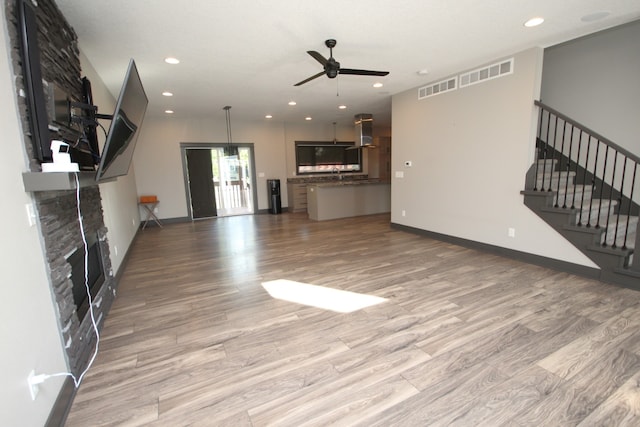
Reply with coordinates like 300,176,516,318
522,100,640,287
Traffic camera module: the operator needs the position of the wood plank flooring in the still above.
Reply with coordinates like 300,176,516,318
65,213,640,426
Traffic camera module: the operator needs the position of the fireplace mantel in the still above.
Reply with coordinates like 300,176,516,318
22,171,115,192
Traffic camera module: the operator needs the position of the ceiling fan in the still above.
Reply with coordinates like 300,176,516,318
294,39,389,86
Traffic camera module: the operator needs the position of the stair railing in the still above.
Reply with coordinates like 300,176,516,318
533,100,639,271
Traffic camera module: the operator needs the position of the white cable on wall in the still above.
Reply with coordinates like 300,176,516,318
29,173,101,390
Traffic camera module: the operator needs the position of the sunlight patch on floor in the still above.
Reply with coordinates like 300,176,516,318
261,279,387,313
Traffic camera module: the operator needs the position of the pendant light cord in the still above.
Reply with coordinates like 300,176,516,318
223,106,233,153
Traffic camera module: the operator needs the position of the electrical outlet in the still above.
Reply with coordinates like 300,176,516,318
114,246,118,256
27,370,39,400
508,227,516,238
402,210,406,217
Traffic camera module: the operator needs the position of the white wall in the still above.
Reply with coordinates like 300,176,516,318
541,20,640,154
80,53,141,273
391,47,597,267
0,8,68,425
132,117,358,218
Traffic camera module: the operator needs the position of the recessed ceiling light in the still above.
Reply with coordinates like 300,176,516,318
581,11,610,22
164,57,180,65
417,69,429,76
265,115,273,119
165,110,174,114
162,91,173,97
305,116,312,121
524,17,544,27
338,105,347,110
288,101,297,106
373,82,383,88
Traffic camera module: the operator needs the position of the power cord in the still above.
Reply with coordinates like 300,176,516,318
29,172,100,391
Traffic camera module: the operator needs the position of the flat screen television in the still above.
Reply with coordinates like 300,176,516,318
95,59,148,181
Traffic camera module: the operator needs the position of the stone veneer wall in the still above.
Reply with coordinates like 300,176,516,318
5,0,117,376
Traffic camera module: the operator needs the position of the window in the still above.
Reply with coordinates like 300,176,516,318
295,141,361,175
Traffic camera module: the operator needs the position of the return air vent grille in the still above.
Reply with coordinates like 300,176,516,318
418,78,457,99
459,58,514,88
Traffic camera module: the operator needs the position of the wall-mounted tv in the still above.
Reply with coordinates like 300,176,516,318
95,59,148,182
17,0,52,162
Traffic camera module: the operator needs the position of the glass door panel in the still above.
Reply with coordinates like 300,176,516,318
212,147,254,217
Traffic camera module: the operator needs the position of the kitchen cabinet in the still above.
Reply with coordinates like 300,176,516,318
287,183,308,213
306,180,391,221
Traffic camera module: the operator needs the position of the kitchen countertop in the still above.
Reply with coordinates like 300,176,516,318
308,179,390,187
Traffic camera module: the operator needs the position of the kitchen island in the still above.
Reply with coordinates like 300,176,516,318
306,179,391,221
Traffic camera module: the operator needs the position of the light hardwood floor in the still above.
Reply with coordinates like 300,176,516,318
65,213,640,426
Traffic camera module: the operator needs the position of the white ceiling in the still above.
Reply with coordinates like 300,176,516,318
54,0,640,128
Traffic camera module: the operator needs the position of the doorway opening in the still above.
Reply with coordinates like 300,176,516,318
182,143,257,219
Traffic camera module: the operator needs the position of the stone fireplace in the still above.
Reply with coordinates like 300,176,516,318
34,187,116,375
6,0,118,376
67,231,106,323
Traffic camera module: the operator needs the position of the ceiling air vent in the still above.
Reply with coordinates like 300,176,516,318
418,77,457,100
459,58,514,88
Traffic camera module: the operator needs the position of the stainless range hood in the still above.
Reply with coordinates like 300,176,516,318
353,113,376,148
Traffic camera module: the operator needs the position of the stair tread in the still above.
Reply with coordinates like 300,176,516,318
587,243,634,255
531,143,639,285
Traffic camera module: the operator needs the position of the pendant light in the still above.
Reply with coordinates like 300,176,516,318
223,106,238,157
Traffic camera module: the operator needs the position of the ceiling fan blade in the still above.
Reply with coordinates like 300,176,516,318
294,70,326,86
339,68,389,76
307,51,328,66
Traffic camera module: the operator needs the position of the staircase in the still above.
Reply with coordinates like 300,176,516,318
521,101,640,289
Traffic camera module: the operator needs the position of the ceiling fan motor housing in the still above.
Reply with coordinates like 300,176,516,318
326,60,340,78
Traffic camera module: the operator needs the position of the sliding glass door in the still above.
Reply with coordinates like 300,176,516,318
182,144,256,219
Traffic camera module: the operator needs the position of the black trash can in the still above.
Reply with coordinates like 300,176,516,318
267,179,282,214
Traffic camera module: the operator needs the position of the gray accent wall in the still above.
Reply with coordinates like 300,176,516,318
541,20,640,154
